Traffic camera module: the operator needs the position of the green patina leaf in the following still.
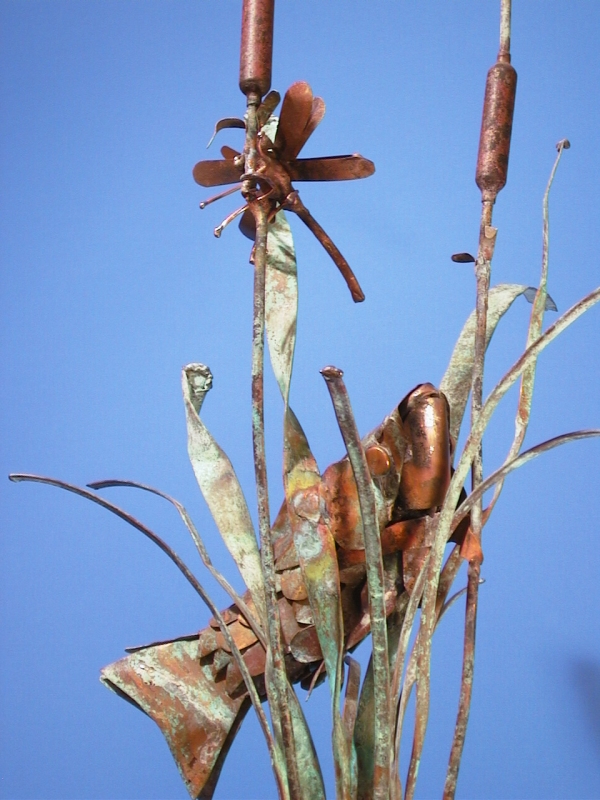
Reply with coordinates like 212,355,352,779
264,204,353,795
440,283,529,442
286,686,327,800
265,209,298,404
182,364,266,626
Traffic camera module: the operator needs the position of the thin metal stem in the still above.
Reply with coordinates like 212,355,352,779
245,92,302,800
447,6,516,783
452,429,600,530
393,550,465,790
321,366,391,800
428,285,600,798
411,287,600,759
200,183,242,210
499,0,511,60
486,140,570,519
442,200,496,800
442,0,519,769
87,479,266,648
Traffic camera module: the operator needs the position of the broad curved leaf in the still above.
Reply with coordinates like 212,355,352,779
440,283,529,441
182,365,266,626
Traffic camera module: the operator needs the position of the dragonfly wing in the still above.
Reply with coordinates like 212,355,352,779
193,159,243,187
257,90,281,128
275,81,314,161
288,154,376,182
292,96,326,159
220,145,240,161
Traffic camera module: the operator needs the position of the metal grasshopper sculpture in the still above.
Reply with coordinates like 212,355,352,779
193,81,374,302
100,381,473,799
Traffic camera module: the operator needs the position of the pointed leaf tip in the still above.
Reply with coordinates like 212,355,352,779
440,283,530,442
523,287,558,312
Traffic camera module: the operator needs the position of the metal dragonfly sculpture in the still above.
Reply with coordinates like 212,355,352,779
96,380,474,799
193,81,375,303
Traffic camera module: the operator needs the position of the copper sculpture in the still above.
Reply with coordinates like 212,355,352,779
8,0,600,798
99,381,472,799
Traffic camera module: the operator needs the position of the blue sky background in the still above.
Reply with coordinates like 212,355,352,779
1,2,599,798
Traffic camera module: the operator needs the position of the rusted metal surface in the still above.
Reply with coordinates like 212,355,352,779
280,566,309,601
11,2,598,797
342,656,361,744
239,0,275,97
193,80,374,302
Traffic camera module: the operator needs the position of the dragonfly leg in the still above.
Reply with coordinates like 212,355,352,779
200,183,242,210
214,203,249,238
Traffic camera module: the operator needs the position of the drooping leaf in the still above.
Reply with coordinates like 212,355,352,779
9,474,205,601
453,429,600,528
10,473,281,795
440,283,529,442
182,365,266,626
427,288,600,708
206,117,245,149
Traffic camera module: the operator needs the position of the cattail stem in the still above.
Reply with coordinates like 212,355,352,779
445,3,514,797
245,88,302,798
